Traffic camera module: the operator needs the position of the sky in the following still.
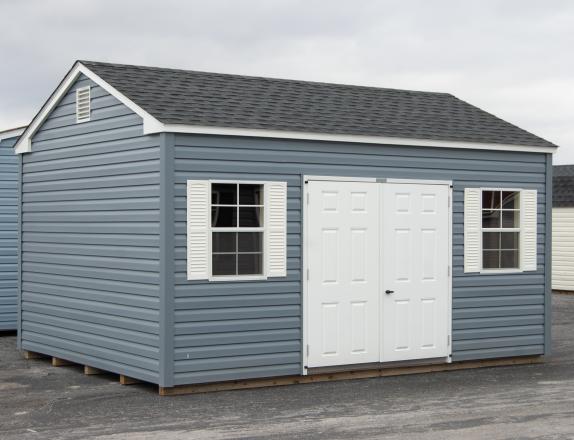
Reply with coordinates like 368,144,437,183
1,0,573,163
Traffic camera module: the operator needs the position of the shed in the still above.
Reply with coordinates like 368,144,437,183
0,127,24,331
13,61,557,393
552,165,574,292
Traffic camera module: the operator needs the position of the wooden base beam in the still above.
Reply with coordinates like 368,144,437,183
52,357,73,367
22,350,47,360
553,289,574,295
84,365,105,376
120,375,140,385
159,355,543,396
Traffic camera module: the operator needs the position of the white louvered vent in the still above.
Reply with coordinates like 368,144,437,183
265,181,287,277
521,189,538,271
76,86,91,123
187,180,210,280
464,188,481,273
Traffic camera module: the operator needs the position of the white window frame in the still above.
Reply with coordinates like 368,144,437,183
479,187,523,274
208,180,268,282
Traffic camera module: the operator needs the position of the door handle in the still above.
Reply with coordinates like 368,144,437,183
385,290,394,294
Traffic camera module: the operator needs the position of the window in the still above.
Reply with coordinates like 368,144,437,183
211,183,264,277
464,187,537,274
76,86,91,123
481,190,520,269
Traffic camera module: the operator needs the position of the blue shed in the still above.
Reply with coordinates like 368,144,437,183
0,127,24,331
14,61,556,394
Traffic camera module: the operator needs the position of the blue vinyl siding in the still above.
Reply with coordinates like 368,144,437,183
173,134,548,384
0,134,19,330
20,75,162,383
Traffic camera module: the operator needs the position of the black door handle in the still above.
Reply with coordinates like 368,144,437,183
385,290,394,294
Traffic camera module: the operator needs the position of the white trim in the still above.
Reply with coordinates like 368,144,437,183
305,175,377,183
479,187,524,273
302,176,453,371
14,62,161,154
385,178,453,186
14,62,557,155
0,127,26,142
148,123,558,154
207,179,269,282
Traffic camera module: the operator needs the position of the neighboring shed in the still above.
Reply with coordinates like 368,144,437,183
552,165,574,292
0,127,24,331
13,61,557,393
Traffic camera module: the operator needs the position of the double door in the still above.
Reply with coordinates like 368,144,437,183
306,179,450,368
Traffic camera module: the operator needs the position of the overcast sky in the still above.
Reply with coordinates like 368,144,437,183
1,0,573,163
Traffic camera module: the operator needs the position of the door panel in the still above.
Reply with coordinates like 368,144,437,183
307,180,380,368
382,183,450,362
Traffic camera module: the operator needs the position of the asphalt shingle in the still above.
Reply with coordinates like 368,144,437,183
81,60,557,149
554,165,574,207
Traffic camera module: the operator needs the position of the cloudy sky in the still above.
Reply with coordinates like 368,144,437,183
1,0,572,163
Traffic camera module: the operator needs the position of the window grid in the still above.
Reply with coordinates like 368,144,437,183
481,190,520,270
211,183,265,277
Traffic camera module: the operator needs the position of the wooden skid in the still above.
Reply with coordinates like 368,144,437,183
52,357,74,367
159,355,543,396
84,365,105,376
553,289,574,295
22,350,47,360
120,375,141,385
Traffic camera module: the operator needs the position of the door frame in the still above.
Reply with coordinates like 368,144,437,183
302,176,453,375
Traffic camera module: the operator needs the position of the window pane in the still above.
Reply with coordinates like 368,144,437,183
482,232,500,250
482,191,501,210
501,250,519,268
482,210,500,228
502,191,519,209
502,210,520,228
239,207,262,227
212,232,236,253
500,232,519,250
483,250,500,269
211,206,237,227
239,184,263,205
238,232,263,252
212,254,236,276
238,253,263,275
212,183,237,205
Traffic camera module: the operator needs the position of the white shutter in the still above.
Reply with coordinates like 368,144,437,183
266,181,287,277
187,180,210,280
464,188,481,273
521,189,538,271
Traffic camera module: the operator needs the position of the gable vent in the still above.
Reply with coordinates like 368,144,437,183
76,86,91,123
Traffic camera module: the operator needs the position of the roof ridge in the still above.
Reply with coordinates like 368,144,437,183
79,60,453,97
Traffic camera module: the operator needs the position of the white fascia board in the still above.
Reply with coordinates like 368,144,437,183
147,123,558,154
14,62,161,154
0,127,26,142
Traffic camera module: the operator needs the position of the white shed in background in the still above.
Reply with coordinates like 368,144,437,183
552,165,574,292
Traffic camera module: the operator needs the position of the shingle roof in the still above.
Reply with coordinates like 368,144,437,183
81,60,556,149
554,165,574,207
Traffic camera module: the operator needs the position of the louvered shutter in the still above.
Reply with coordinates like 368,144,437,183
520,189,538,271
266,182,287,277
464,188,481,273
187,180,210,280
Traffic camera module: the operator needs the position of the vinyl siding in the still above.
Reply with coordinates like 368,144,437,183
0,135,19,330
173,134,548,384
21,75,162,383
552,207,574,291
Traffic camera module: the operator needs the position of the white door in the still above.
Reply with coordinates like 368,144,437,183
381,183,450,362
307,180,381,368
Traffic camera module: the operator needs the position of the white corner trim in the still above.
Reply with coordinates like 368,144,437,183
13,62,161,154
147,123,558,154
14,61,558,155
0,127,26,142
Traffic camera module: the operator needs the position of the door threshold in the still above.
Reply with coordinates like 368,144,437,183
307,357,449,375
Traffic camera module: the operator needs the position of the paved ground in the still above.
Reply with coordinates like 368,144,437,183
1,294,573,440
